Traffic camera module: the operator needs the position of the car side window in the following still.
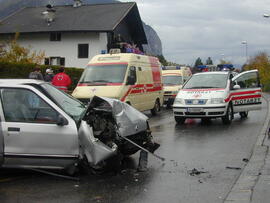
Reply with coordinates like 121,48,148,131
234,72,259,89
1,88,59,123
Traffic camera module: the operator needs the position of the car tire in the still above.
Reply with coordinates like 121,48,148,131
151,99,161,116
239,111,248,118
222,103,233,124
175,116,186,124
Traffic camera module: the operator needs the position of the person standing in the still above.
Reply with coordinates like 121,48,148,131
28,67,44,80
52,67,71,92
44,68,54,82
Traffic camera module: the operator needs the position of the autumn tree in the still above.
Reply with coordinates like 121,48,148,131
0,33,45,64
243,52,270,91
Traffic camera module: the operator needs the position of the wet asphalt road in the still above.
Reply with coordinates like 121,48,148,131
0,98,268,203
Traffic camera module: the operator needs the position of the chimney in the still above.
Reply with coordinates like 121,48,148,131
73,0,82,8
42,4,56,26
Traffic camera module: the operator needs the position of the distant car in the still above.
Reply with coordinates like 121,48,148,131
173,70,262,124
0,79,157,173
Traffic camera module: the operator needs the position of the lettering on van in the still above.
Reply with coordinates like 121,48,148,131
233,97,261,106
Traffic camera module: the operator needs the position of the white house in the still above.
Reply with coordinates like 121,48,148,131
0,1,147,68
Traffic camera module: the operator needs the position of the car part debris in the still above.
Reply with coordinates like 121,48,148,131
242,158,249,162
226,166,241,170
188,168,208,176
118,134,165,162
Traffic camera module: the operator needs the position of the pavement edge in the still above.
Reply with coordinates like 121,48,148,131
224,94,270,203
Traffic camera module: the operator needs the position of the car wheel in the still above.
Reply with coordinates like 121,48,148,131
151,99,161,116
222,103,233,124
239,111,248,118
175,116,186,124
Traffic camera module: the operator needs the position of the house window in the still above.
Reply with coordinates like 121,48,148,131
44,57,65,66
78,44,89,58
50,32,61,41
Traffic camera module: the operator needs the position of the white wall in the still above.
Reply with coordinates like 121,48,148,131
8,32,108,68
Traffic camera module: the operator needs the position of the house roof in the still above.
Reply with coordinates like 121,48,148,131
0,2,147,43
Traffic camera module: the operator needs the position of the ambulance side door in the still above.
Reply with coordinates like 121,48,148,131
231,70,262,113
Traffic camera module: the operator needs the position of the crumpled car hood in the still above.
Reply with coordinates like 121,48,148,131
84,96,149,136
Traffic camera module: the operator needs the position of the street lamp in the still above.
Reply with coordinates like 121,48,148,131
241,41,248,63
263,14,270,18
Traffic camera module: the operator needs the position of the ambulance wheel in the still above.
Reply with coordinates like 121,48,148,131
222,103,233,124
151,99,161,116
175,116,186,124
240,111,248,118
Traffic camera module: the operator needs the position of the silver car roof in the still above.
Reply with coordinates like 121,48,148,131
0,79,44,86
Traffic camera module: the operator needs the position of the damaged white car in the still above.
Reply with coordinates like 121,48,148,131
0,79,159,174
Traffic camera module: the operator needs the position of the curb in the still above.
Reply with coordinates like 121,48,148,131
224,94,270,203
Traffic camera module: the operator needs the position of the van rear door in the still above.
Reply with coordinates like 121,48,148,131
231,70,262,113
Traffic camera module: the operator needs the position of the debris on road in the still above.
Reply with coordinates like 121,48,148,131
242,158,249,163
188,168,208,176
226,166,241,170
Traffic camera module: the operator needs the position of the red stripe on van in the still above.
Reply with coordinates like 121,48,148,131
231,94,261,100
224,89,262,102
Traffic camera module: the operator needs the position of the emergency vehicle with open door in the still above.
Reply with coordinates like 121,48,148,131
72,52,164,115
173,70,262,124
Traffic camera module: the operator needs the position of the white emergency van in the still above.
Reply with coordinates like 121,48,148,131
173,70,262,124
72,53,164,115
162,66,192,108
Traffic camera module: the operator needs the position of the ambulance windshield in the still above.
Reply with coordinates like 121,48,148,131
80,64,128,84
163,75,183,85
183,74,228,89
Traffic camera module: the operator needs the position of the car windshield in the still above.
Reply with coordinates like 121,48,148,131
79,64,128,84
162,75,183,85
41,83,86,123
183,74,228,89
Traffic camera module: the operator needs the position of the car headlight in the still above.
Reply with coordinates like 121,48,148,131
173,98,183,105
210,98,224,104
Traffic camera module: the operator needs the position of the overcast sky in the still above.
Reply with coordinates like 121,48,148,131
121,0,270,67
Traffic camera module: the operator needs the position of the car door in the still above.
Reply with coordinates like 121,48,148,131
0,87,79,168
0,113,3,166
231,70,262,113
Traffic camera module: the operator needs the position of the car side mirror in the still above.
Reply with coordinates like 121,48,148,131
57,114,68,126
233,84,240,90
126,76,136,85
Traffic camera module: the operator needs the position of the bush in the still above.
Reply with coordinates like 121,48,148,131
0,61,84,90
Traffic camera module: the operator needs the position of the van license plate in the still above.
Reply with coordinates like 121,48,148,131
187,108,203,113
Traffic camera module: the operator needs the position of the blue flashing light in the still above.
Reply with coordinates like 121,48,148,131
101,50,106,54
162,66,166,70
197,65,207,69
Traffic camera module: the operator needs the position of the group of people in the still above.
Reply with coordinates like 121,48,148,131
28,66,71,92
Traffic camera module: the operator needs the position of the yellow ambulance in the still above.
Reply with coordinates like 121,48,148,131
72,52,164,115
162,66,192,108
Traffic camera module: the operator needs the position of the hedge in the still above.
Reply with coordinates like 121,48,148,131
0,61,84,90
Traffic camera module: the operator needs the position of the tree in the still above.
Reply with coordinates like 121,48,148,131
219,59,232,64
243,52,270,91
194,57,203,67
157,55,168,66
206,57,213,65
0,32,45,64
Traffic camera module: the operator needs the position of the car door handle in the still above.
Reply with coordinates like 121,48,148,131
8,127,20,132
7,127,20,136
